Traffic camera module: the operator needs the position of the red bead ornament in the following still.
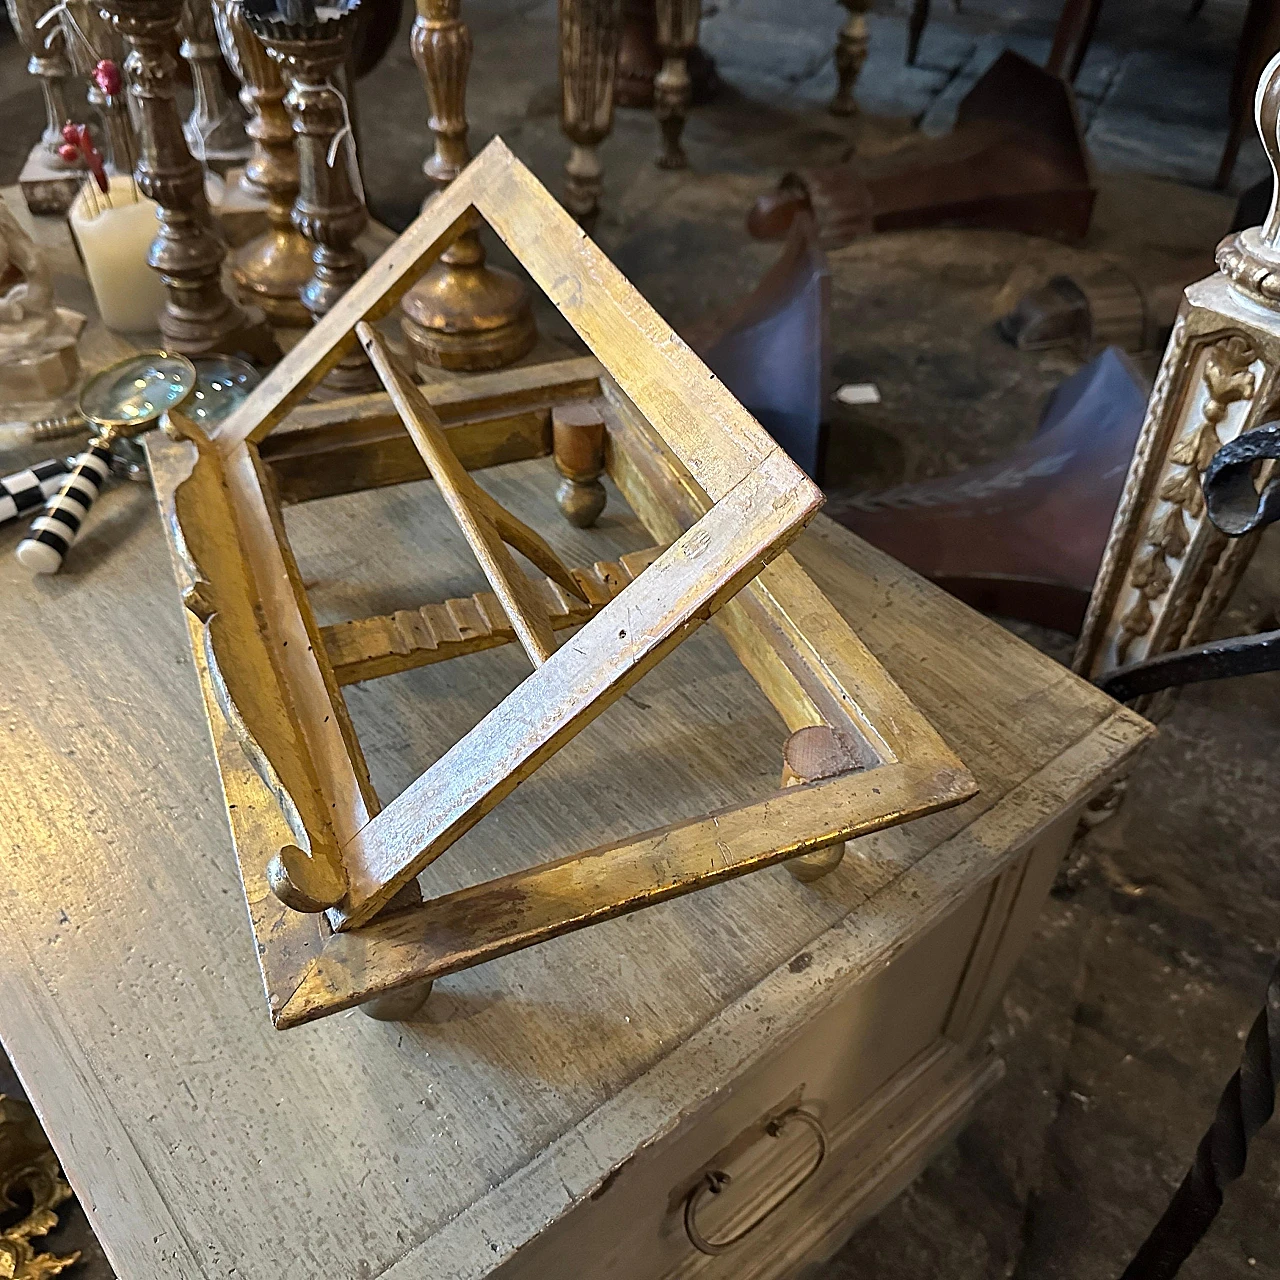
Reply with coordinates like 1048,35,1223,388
92,59,122,97
58,142,80,164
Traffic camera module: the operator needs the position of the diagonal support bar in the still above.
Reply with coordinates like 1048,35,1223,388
358,323,585,666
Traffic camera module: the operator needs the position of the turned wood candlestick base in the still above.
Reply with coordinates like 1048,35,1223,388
402,226,537,371
247,6,378,394
103,0,278,358
399,0,535,373
214,0,312,326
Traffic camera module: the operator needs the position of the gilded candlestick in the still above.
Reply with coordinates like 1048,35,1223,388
6,0,82,214
247,0,377,393
214,0,312,324
102,0,278,357
180,0,251,167
399,0,536,372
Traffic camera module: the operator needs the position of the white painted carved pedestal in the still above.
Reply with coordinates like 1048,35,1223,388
1076,52,1280,712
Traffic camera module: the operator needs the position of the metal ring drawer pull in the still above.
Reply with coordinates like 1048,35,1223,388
683,1108,827,1256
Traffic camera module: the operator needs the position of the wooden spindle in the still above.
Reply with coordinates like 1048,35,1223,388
552,401,607,527
559,0,621,228
654,0,698,169
829,0,870,117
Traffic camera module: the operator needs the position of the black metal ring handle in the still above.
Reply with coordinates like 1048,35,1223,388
1203,420,1280,536
683,1108,827,1256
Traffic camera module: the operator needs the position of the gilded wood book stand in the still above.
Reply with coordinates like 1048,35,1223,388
147,139,976,1028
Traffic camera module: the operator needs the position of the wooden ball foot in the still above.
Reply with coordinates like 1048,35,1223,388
360,980,434,1021
780,724,872,882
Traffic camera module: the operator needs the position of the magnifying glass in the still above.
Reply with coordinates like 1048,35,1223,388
16,351,260,575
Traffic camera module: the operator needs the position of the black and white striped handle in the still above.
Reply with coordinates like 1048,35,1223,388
0,458,68,527
16,441,113,575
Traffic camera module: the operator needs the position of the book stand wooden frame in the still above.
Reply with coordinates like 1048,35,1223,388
147,140,976,1028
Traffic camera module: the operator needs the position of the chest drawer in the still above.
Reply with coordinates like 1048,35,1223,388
496,882,993,1280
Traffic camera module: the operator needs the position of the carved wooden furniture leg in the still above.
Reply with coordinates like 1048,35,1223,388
248,3,376,392
654,0,698,170
102,0,278,358
1075,51,1280,715
829,0,870,117
214,0,312,325
559,0,620,229
180,0,249,168
552,401,607,526
780,725,869,882
6,0,82,214
400,0,536,372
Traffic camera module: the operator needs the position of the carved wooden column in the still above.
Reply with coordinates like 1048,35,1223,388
214,0,312,324
400,0,536,371
6,0,82,214
653,0,698,169
559,0,620,229
1075,52,1280,717
180,0,250,167
103,0,277,357
829,0,870,117
248,0,377,392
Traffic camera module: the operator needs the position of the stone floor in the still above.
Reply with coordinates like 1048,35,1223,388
4,0,1280,1277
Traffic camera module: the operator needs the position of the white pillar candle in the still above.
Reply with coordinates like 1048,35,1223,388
68,176,168,334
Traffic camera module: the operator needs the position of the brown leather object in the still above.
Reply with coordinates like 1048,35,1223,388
748,51,1096,249
831,346,1147,634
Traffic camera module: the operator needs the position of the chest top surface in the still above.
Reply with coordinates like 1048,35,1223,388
0,456,1146,1280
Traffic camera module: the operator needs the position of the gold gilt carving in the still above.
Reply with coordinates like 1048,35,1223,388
1115,334,1256,663
0,1095,80,1279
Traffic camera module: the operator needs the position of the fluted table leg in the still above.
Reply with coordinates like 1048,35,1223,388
829,0,870,117
214,0,312,325
559,0,620,229
654,0,698,170
103,0,277,358
399,0,536,373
